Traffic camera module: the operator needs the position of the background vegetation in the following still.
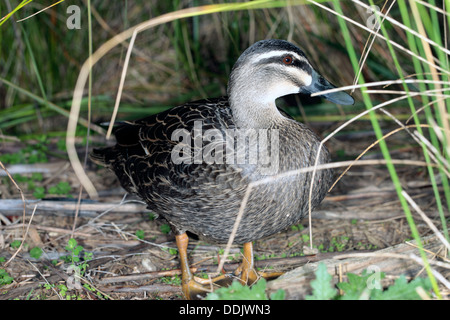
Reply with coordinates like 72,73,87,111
0,0,449,300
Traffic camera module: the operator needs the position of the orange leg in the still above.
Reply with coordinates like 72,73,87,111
175,235,283,299
235,242,284,285
235,242,259,285
175,233,230,299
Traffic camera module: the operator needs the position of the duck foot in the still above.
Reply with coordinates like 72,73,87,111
175,233,283,299
233,242,284,285
180,274,232,300
176,233,234,299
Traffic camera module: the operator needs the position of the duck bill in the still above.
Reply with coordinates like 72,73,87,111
301,71,354,105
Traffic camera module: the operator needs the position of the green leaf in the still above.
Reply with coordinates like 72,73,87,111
33,186,46,199
372,275,431,300
10,240,21,249
73,245,84,256
160,224,171,234
269,289,285,300
57,181,71,194
66,238,77,251
337,270,384,300
48,181,71,195
30,247,43,259
135,230,145,240
305,263,337,300
31,172,43,181
0,269,13,285
205,279,269,300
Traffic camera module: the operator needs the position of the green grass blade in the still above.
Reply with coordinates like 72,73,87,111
332,0,441,298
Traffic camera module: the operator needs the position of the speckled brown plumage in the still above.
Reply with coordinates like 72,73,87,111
90,40,353,245
90,96,332,244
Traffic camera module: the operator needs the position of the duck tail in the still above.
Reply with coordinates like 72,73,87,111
89,147,111,167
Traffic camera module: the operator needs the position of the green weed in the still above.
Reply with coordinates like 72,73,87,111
0,269,13,286
29,247,43,259
135,229,145,240
306,263,432,300
10,240,21,249
160,274,182,286
62,238,92,276
48,181,71,196
205,279,285,300
5,172,71,199
160,224,171,234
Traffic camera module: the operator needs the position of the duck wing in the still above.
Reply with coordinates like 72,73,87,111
90,97,246,208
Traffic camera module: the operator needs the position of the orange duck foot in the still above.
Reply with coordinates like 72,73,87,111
175,233,283,300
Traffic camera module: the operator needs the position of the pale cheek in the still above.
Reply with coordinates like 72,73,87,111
268,82,299,100
303,74,312,87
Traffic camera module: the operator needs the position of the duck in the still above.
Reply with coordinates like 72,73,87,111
90,39,354,299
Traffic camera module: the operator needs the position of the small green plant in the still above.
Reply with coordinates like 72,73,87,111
301,234,310,243
305,263,337,300
290,223,305,231
205,279,285,300
306,263,432,300
30,247,43,259
160,224,171,234
7,172,71,199
135,229,145,240
83,283,108,300
330,236,349,252
10,240,21,249
160,274,182,286
42,283,80,300
48,181,71,196
57,284,81,300
33,186,46,199
316,243,325,252
64,238,83,263
0,137,49,165
62,238,92,276
0,269,13,286
161,246,178,255
43,283,53,290
31,172,43,182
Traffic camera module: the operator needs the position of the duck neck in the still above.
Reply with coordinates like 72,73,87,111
232,102,282,129
228,85,286,129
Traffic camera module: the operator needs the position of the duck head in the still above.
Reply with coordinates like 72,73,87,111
227,39,354,127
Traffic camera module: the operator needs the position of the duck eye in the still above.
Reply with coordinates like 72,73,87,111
283,55,294,65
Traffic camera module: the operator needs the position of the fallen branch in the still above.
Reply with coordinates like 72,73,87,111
0,199,147,217
102,284,180,294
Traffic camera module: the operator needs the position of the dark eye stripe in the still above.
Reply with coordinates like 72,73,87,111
257,56,312,74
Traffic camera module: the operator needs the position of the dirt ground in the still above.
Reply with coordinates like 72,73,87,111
0,123,448,300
